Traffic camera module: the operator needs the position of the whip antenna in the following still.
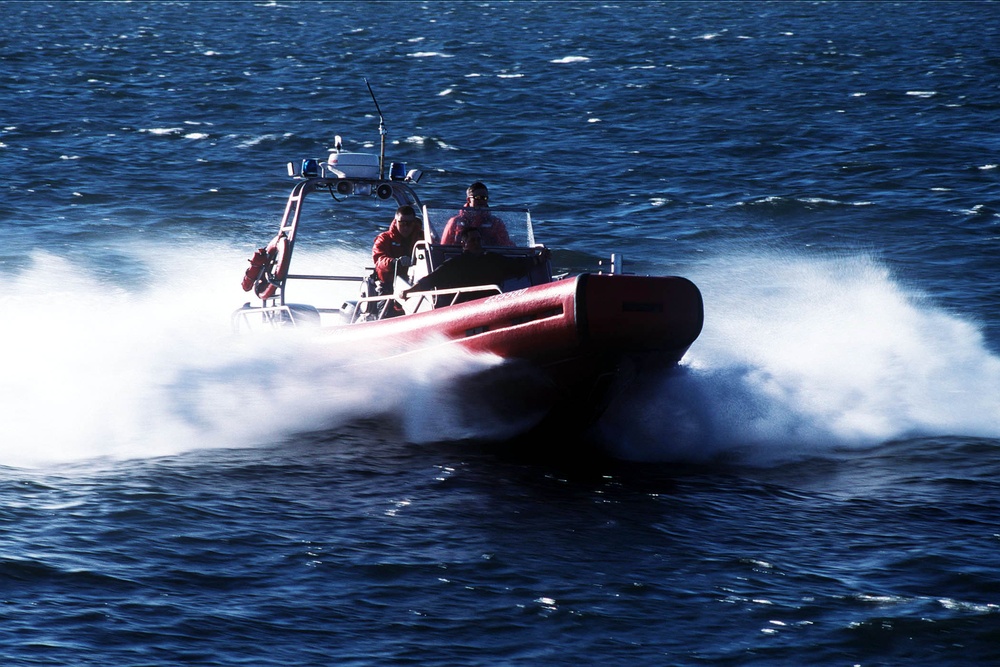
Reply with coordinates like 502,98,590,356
365,78,386,180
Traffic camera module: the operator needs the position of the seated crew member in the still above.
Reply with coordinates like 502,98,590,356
439,182,513,246
372,205,423,290
400,227,549,304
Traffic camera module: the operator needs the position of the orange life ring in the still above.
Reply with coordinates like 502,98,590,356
254,233,291,300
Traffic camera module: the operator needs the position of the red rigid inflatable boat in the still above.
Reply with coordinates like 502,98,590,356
234,139,703,438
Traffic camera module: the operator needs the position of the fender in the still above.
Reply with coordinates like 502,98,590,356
241,247,269,292
253,233,291,300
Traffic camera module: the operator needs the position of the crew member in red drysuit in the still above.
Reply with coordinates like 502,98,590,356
372,205,423,285
440,182,513,246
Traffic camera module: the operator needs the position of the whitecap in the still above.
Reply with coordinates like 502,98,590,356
409,51,454,58
237,132,291,148
938,598,1000,614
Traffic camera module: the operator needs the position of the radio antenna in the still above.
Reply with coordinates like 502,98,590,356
364,78,386,180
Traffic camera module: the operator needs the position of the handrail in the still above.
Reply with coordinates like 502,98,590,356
403,283,503,314
235,282,507,331
231,304,310,332
350,293,401,323
285,273,366,282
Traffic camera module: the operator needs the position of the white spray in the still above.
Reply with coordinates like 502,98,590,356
0,243,509,468
4,244,998,468
602,250,1000,463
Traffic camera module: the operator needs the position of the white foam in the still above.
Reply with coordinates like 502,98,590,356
8,243,996,469
0,243,505,468
602,250,1000,464
408,52,453,58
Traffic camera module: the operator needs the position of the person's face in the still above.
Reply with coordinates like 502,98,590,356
467,190,489,208
396,213,418,237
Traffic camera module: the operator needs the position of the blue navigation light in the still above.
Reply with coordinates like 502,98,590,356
301,158,320,178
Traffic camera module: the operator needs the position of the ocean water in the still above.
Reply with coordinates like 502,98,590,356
2,1,1000,664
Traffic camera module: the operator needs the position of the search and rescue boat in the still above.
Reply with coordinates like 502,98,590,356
233,139,703,438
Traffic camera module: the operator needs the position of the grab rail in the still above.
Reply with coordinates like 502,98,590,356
233,282,506,331
403,283,503,314
231,303,321,332
285,273,366,282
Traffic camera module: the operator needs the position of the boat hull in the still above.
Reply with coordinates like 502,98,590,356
319,273,704,432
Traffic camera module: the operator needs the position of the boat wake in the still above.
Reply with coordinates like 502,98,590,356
4,244,998,469
600,250,1000,464
0,244,529,469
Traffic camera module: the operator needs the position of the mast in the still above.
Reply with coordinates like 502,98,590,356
365,78,386,180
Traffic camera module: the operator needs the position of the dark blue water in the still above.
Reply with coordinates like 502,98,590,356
3,2,1000,664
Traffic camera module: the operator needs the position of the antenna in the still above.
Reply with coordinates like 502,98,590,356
364,78,386,180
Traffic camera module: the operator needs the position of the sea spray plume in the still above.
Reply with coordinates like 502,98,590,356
0,244,508,467
600,251,1000,464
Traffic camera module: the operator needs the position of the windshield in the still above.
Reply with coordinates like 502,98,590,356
422,204,535,248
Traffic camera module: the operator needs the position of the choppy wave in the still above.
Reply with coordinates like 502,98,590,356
6,2,1000,665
